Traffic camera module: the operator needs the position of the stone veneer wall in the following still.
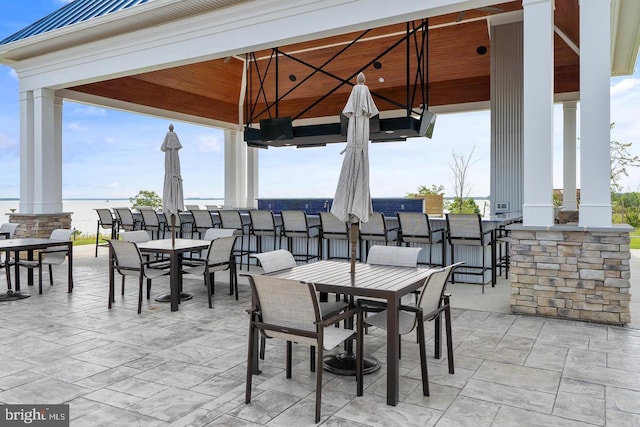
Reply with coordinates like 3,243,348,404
509,225,632,325
8,213,72,238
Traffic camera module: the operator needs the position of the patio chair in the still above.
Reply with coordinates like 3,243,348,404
319,212,350,260
280,210,321,262
95,209,117,256
16,229,73,294
445,213,494,293
138,207,163,240
185,204,200,210
359,212,399,260
398,212,445,267
108,239,170,313
362,262,463,396
182,235,238,304
113,207,140,232
0,223,19,239
253,249,348,370
245,274,363,423
190,209,215,239
358,245,423,310
217,210,251,270
249,210,281,252
0,223,19,287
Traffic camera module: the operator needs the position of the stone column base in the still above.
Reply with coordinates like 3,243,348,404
508,224,632,325
8,213,72,238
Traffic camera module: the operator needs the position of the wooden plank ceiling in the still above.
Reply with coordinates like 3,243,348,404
70,0,579,127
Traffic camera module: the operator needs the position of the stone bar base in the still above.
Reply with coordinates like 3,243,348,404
8,213,72,238
508,224,632,325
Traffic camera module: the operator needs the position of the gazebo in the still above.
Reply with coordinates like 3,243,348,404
1,0,638,324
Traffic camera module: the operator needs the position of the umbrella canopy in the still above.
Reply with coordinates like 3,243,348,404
330,72,379,271
161,124,184,241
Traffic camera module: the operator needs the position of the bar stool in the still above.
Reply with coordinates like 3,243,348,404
95,209,117,257
359,212,398,261
280,210,321,262
218,209,252,270
445,213,494,293
191,209,216,239
139,207,162,240
114,207,141,232
398,212,445,267
249,210,281,252
319,212,350,260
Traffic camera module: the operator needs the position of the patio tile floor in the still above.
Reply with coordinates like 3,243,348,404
0,245,638,426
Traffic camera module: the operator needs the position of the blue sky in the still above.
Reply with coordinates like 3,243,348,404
0,1,639,200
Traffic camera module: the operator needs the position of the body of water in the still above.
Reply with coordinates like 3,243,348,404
0,199,224,237
0,197,491,238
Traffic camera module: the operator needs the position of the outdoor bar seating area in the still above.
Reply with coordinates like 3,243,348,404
94,202,520,290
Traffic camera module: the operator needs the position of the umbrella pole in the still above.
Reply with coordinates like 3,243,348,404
350,222,358,274
171,214,176,248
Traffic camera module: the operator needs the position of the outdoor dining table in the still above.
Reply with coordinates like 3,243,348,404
0,238,73,293
265,259,435,406
135,238,209,311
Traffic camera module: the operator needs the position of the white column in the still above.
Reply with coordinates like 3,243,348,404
19,91,34,214
223,129,248,208
33,88,63,214
562,101,578,210
522,0,554,226
246,146,259,209
579,0,612,227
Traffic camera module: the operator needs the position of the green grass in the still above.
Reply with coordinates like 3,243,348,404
630,230,640,249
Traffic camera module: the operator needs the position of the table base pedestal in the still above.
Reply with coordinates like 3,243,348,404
323,352,380,376
0,290,30,302
154,292,193,302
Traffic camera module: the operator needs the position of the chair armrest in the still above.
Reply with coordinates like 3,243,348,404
356,298,388,312
317,307,361,328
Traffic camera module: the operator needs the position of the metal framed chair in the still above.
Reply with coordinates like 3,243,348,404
16,229,73,294
445,213,495,293
113,207,140,232
362,262,463,397
182,235,238,304
398,212,445,267
0,223,19,239
280,210,321,262
138,207,163,240
245,274,363,423
217,210,252,270
319,212,350,260
249,210,281,252
359,212,399,261
108,239,170,313
190,209,215,239
95,209,117,256
185,204,200,210
253,249,348,371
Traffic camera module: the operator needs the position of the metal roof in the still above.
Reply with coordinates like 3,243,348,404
0,0,154,45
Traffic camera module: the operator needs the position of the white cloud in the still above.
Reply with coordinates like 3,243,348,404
0,132,16,149
7,68,17,80
73,106,107,117
67,121,87,131
197,134,222,152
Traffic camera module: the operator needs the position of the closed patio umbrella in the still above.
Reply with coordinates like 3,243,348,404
161,124,184,247
328,72,381,375
331,72,378,274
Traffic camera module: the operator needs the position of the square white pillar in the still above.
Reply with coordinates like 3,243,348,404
19,90,34,214
522,0,555,226
562,102,578,211
224,129,248,208
578,0,612,227
32,88,63,214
